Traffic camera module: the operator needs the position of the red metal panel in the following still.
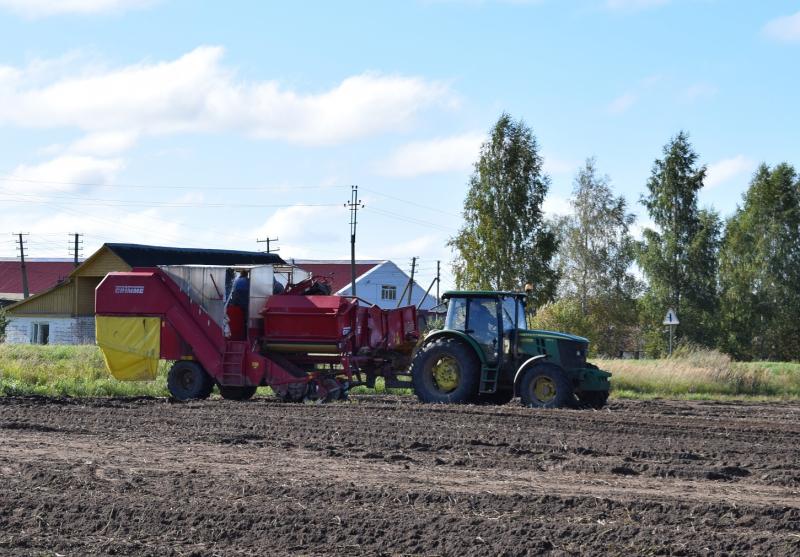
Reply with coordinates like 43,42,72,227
160,320,182,360
262,295,356,343
96,269,225,378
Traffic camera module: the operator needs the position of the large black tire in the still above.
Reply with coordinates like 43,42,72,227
167,361,214,401
519,364,573,409
577,390,609,409
218,385,257,401
411,338,480,404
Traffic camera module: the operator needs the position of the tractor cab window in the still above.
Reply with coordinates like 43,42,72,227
501,296,520,332
445,297,467,331
467,298,500,363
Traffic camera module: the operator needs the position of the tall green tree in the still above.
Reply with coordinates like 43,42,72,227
559,158,639,310
719,163,800,360
550,158,640,355
638,132,721,352
450,113,558,306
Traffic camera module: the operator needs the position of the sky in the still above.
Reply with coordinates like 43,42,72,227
0,0,798,290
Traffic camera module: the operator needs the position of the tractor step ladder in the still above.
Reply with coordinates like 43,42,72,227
479,365,498,394
221,341,248,386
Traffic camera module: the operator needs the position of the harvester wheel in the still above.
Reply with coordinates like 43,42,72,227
218,385,257,401
519,364,572,409
410,338,479,404
167,361,214,401
577,390,609,409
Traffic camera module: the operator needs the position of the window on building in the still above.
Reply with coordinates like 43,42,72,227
31,322,49,345
381,285,397,301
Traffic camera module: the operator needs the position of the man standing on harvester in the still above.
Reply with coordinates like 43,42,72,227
226,270,249,340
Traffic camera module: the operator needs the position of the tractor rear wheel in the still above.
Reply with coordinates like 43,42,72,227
167,361,214,401
218,385,257,401
577,390,609,409
519,364,573,409
411,338,480,404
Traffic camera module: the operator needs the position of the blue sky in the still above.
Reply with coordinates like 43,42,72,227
0,0,798,289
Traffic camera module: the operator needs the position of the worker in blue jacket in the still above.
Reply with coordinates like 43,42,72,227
226,270,249,339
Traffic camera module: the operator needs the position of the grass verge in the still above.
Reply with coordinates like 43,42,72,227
0,344,170,397
599,346,800,400
2,344,798,401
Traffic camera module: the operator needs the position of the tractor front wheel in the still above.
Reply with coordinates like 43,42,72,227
218,385,257,401
519,364,573,409
167,361,214,401
411,338,479,404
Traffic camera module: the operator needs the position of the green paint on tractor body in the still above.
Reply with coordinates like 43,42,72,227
435,291,611,397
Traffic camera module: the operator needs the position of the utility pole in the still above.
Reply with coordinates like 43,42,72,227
68,233,83,267
15,233,29,299
344,185,363,298
257,237,279,254
407,257,417,305
436,260,441,305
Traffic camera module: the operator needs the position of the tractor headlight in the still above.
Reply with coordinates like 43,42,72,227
504,338,511,353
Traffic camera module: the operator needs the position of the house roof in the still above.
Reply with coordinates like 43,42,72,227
0,260,76,299
291,260,384,293
100,243,285,270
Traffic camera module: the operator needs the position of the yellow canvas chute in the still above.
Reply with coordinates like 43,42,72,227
96,316,161,381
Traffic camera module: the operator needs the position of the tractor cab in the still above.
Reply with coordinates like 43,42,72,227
409,290,612,408
443,291,526,364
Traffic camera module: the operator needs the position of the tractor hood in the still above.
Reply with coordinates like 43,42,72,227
520,329,590,344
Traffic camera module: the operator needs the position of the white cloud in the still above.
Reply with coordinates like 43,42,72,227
607,91,638,114
69,131,139,156
705,155,755,189
3,154,123,195
0,46,454,146
251,205,348,258
605,0,670,10
0,0,155,17
763,11,800,43
377,132,483,178
543,194,572,217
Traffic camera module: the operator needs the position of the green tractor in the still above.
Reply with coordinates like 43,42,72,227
410,291,611,408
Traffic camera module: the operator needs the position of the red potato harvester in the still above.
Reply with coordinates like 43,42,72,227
94,265,419,401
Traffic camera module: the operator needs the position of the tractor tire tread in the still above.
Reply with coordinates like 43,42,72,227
410,337,480,404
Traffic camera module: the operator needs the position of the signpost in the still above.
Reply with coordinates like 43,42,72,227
663,308,679,356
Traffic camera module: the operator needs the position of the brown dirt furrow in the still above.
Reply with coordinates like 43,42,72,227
1,396,799,556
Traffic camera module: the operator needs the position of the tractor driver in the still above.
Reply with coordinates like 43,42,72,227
225,270,250,340
469,299,498,357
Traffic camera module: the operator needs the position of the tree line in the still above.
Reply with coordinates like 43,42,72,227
450,114,800,361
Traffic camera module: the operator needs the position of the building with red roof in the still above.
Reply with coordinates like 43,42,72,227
0,259,76,307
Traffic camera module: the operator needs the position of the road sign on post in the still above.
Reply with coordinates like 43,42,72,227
663,308,679,356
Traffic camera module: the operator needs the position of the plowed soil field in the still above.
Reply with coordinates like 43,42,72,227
1,396,799,556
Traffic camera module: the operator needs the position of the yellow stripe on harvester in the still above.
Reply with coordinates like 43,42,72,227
96,316,161,381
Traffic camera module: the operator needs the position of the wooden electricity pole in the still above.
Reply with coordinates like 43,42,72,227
257,237,279,254
15,233,29,299
407,257,417,305
68,233,83,267
344,185,363,298
436,260,440,305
